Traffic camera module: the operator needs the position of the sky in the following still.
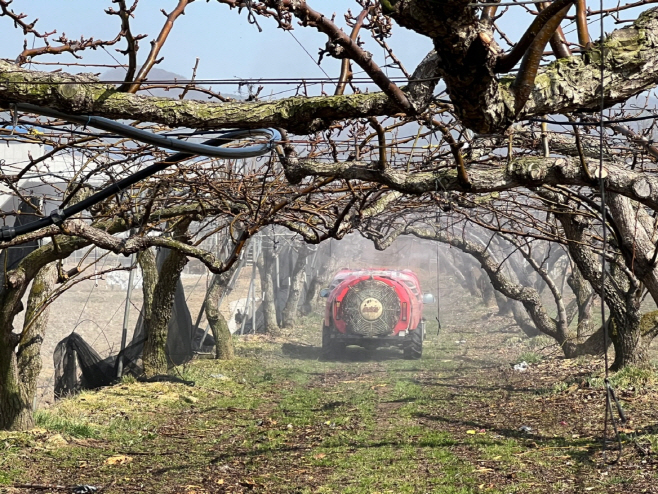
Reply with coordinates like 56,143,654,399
0,0,435,91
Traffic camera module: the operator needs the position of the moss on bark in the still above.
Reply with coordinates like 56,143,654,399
204,270,235,361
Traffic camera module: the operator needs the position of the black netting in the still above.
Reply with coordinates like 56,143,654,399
53,332,132,398
236,301,264,334
53,248,196,398
192,326,216,351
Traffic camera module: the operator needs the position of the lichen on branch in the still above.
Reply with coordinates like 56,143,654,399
0,60,395,133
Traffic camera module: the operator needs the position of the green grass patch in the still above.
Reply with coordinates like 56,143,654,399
0,466,22,486
34,410,98,438
610,365,657,387
587,365,658,389
517,351,542,365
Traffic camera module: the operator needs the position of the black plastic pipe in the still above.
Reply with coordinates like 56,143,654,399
15,103,281,159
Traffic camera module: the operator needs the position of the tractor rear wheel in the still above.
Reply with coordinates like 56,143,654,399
403,329,423,360
322,324,343,358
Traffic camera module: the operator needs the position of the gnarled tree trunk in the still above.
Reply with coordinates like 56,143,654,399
550,191,650,369
480,276,497,308
0,262,57,430
281,243,311,329
141,247,189,376
562,323,606,359
0,332,23,430
301,241,338,316
204,267,237,360
608,310,654,370
255,242,279,335
300,274,321,317
494,292,514,317
566,268,594,339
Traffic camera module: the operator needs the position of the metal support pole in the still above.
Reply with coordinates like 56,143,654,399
117,253,137,378
93,246,98,287
240,277,254,335
251,236,259,333
436,243,442,334
275,253,280,290
241,239,258,335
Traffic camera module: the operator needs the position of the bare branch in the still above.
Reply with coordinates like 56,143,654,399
125,0,192,93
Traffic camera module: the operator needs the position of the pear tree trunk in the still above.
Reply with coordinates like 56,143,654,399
494,292,514,316
141,247,188,376
204,268,236,360
256,244,279,335
567,269,594,339
481,277,497,308
137,248,157,372
0,263,57,430
300,275,322,316
609,312,654,371
0,190,94,430
281,243,311,329
300,242,338,316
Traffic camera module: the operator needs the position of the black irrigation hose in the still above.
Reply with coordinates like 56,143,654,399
14,103,280,159
0,104,281,242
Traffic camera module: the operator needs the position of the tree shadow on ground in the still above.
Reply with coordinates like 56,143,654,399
398,376,545,395
281,342,405,362
451,354,505,369
280,342,322,360
414,411,601,464
205,435,458,468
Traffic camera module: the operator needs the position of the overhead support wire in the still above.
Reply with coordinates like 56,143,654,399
0,76,439,85
469,1,554,5
528,115,658,125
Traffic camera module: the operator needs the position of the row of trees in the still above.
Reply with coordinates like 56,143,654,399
1,0,658,431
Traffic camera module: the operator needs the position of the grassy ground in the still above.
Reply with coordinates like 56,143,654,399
2,306,658,493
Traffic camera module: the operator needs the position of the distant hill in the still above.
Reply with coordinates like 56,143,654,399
101,67,241,101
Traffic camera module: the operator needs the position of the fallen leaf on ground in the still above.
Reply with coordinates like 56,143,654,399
105,455,133,465
45,434,68,446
